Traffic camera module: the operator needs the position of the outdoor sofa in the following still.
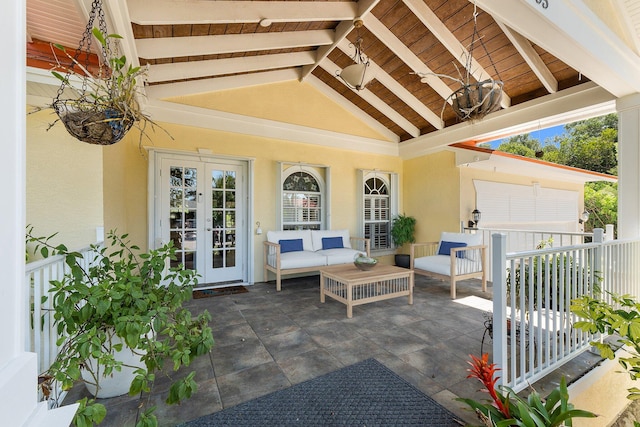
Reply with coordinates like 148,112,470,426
264,229,370,291
410,231,487,299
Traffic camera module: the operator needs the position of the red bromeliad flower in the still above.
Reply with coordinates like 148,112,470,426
466,354,511,419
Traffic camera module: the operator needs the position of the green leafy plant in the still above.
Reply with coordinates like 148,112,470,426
26,227,214,427
48,28,169,146
457,353,596,426
390,214,416,248
572,292,640,400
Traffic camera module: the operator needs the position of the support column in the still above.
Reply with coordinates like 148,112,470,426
617,94,640,239
0,1,77,425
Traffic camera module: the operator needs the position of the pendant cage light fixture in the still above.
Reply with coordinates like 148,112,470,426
336,19,373,91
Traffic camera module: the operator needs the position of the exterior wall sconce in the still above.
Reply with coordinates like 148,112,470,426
579,210,589,224
256,221,262,235
472,209,481,226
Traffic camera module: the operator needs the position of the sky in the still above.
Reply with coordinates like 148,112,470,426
487,124,566,148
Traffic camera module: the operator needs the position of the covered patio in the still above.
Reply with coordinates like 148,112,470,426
6,0,640,425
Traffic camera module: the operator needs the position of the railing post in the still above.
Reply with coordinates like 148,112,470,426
492,233,507,387
593,228,604,296
604,224,615,241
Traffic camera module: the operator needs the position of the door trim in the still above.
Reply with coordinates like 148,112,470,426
148,148,255,285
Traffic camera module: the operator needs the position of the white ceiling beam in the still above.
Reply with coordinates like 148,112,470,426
495,21,557,94
306,74,400,142
402,0,510,109
336,38,443,130
145,68,300,99
300,0,380,81
145,99,399,156
147,51,315,83
400,82,616,159
137,30,335,59
320,58,420,138
474,0,640,98
127,0,358,25
362,14,454,105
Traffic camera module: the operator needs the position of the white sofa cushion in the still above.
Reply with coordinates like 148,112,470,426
414,255,482,276
267,230,314,252
438,232,483,261
317,248,362,265
268,251,327,269
311,229,352,251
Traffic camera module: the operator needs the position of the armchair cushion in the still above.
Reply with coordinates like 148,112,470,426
438,241,467,258
322,236,344,250
438,232,483,261
279,238,304,253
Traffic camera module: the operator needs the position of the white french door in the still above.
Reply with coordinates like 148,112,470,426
157,155,247,286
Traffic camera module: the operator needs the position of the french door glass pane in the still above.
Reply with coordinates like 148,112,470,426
169,166,198,271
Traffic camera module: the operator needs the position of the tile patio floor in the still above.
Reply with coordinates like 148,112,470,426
64,274,604,426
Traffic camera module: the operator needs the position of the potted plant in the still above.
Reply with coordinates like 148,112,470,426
391,214,416,268
458,354,596,426
27,228,214,427
50,27,168,146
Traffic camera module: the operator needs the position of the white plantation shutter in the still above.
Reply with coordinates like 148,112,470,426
474,180,579,231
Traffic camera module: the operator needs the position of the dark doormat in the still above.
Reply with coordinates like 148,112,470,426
178,358,462,426
192,286,248,299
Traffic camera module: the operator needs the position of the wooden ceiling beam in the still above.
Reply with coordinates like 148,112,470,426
495,21,557,94
137,30,335,59
362,14,454,105
300,0,380,81
403,0,511,109
145,68,301,99
320,58,420,138
147,51,315,83
127,0,358,25
306,74,400,142
336,38,443,130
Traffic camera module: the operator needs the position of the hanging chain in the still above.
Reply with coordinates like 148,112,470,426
54,0,111,101
472,1,502,82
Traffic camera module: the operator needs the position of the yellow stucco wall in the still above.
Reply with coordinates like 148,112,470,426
26,108,104,255
102,121,402,282
166,80,392,141
403,150,461,243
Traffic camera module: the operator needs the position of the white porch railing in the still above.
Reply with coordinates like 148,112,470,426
491,229,640,392
25,243,102,403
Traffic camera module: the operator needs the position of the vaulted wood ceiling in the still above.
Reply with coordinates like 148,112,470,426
26,0,640,150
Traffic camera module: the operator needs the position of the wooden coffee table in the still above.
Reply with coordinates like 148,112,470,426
320,264,414,318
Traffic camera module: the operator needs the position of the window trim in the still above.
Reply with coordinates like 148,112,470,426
358,170,399,252
277,162,330,230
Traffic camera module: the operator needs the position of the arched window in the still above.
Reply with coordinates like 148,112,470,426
281,167,324,230
364,174,391,250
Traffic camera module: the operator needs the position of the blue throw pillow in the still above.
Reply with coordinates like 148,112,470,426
438,241,467,259
322,236,344,250
279,239,303,253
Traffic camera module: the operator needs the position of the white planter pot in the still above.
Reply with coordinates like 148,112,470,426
81,331,145,398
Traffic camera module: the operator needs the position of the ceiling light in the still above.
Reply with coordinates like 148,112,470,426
259,18,272,27
336,19,373,91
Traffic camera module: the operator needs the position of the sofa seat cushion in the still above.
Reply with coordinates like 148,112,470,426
268,250,327,270
317,248,362,265
311,229,352,251
414,255,481,276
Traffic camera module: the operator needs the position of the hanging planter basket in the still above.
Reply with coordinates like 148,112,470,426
450,80,503,121
52,99,135,145
49,0,149,146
